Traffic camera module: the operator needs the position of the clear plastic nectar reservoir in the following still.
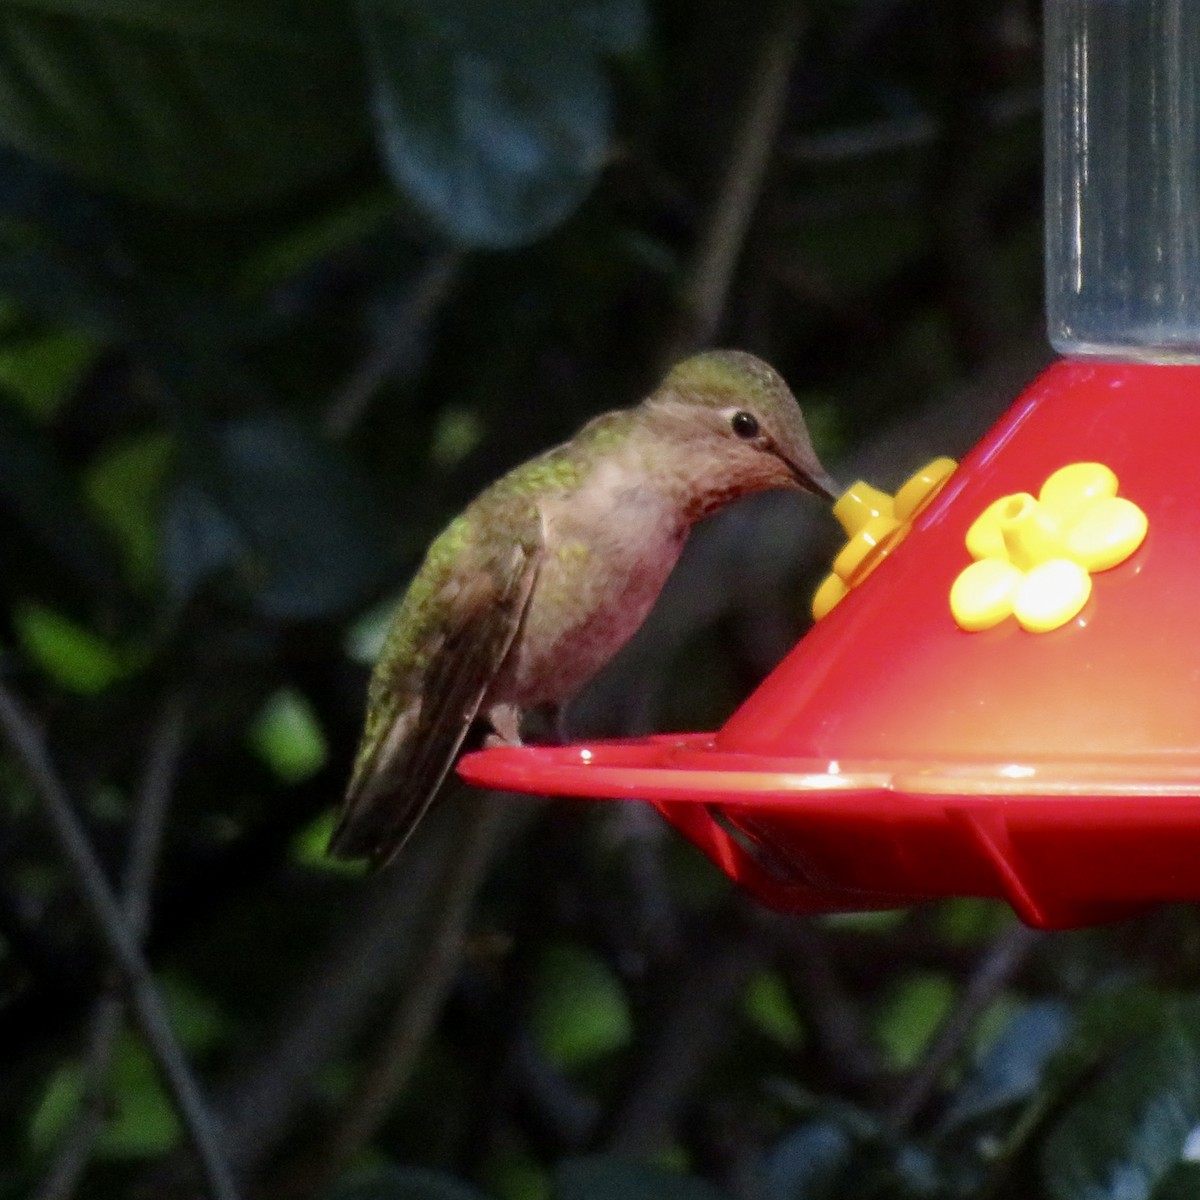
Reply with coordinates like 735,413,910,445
1045,0,1200,361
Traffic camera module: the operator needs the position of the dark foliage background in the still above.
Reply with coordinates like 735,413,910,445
2,2,1198,1199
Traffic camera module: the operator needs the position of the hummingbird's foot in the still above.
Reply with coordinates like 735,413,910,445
484,702,523,747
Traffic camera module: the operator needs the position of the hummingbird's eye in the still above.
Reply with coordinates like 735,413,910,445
730,410,760,439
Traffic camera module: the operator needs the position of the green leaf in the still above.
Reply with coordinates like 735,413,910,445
220,415,387,619
358,0,645,247
787,213,924,301
83,431,173,589
554,1157,727,1200
290,809,367,876
877,972,955,1070
236,188,395,296
327,1165,491,1200
250,687,328,783
573,0,647,53
13,601,126,693
0,226,130,337
1152,1163,1200,1200
164,416,387,619
0,0,365,208
31,1027,186,1161
484,1149,550,1200
0,325,102,419
941,1001,1074,1130
27,1061,85,1154
0,398,119,588
161,478,248,604
818,909,907,934
743,969,805,1049
759,1122,852,1200
95,1033,181,1157
1051,985,1176,1090
429,405,484,469
345,594,400,665
936,898,1014,945
531,942,631,1070
1043,1001,1200,1200
161,973,226,1053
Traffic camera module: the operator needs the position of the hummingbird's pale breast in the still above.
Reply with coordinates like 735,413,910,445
490,453,689,707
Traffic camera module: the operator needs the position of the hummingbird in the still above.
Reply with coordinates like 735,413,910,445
330,349,839,867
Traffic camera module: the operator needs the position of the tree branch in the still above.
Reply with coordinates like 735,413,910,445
302,793,508,1193
597,901,767,1155
887,921,1042,1132
665,0,806,360
33,692,188,1200
324,249,463,440
0,684,237,1200
776,917,887,1093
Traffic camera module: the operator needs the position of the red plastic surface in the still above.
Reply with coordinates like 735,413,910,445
458,361,1200,929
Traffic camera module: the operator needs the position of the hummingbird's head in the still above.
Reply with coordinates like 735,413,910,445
647,350,840,510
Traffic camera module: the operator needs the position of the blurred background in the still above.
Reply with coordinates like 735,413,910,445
3,2,1196,1199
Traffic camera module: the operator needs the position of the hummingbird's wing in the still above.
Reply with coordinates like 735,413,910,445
330,521,542,867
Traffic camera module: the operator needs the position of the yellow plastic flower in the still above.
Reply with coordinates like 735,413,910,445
813,458,957,620
950,462,1147,634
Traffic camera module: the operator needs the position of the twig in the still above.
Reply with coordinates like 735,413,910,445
775,917,886,1092
666,0,806,359
31,996,124,1200
782,85,1040,164
120,695,188,934
597,800,684,969
887,922,1042,1133
324,250,462,440
0,683,238,1200
188,793,525,1197
598,902,767,1154
32,694,188,1200
306,793,507,1192
508,1030,601,1152
213,819,458,1176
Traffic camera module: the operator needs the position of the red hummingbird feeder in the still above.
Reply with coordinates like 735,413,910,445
459,3,1200,930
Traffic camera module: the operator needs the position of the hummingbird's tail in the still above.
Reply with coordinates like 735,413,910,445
328,692,431,865
328,696,464,867
327,777,438,866
329,630,504,868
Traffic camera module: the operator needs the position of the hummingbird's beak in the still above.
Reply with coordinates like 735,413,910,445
788,461,841,503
